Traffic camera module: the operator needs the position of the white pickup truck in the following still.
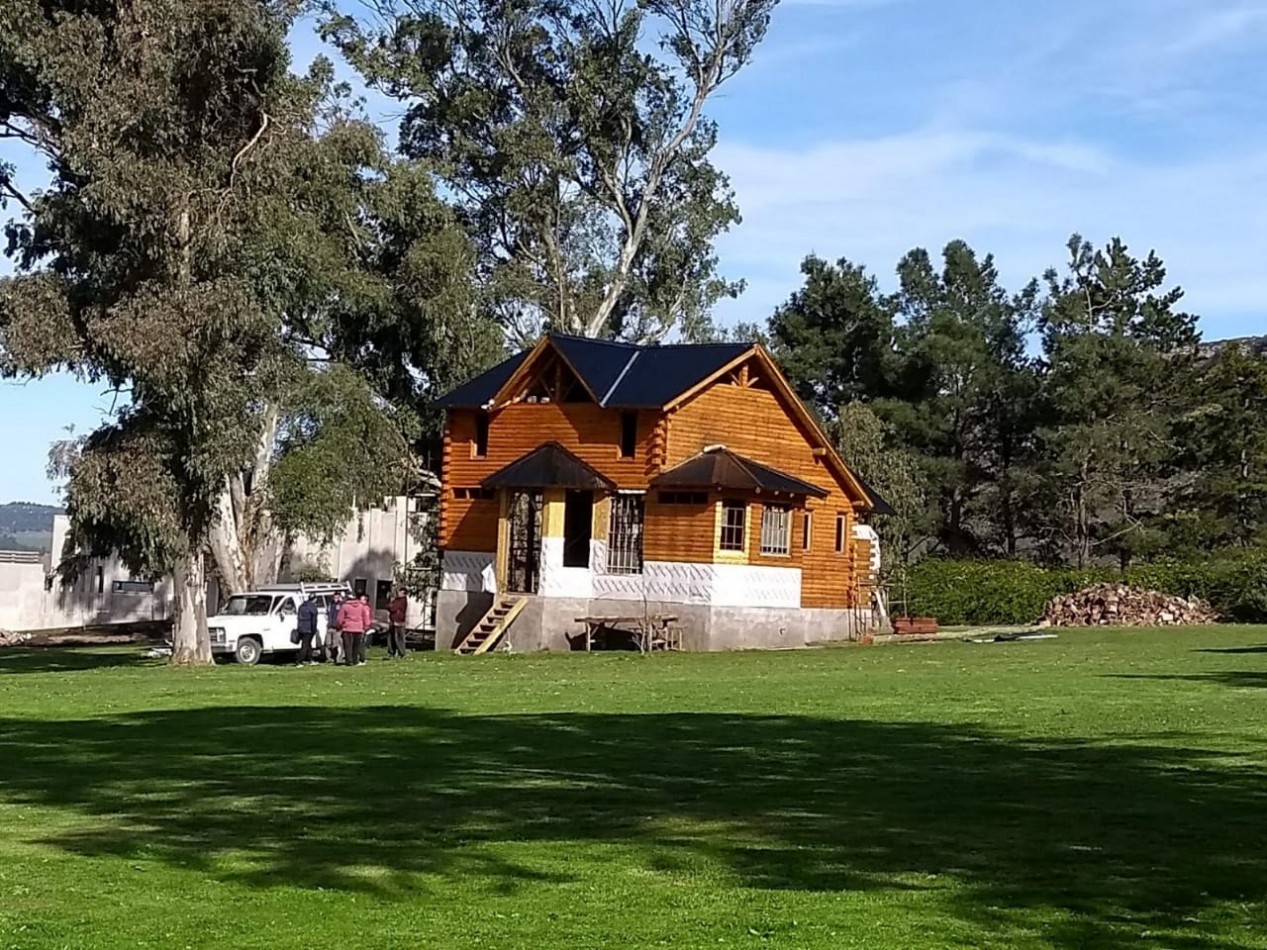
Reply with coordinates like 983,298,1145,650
208,583,355,665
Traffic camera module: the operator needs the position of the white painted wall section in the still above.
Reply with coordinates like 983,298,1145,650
590,560,801,608
440,551,496,593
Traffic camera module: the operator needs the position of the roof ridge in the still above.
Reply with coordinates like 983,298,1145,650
546,331,750,352
546,331,640,349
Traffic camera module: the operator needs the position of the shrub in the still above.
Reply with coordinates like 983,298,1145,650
901,550,1267,626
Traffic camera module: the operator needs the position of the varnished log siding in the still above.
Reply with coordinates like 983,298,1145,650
440,404,654,551
440,370,868,608
643,494,716,562
667,380,860,608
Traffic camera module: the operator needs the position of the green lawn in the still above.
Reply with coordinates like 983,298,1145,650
2,629,1267,949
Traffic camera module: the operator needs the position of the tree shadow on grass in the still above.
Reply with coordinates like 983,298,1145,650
1110,671,1267,689
0,647,160,675
1,707,1265,948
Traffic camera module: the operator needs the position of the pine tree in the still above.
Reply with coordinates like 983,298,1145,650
1035,235,1198,568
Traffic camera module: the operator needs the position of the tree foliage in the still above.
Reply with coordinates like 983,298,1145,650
765,233,1237,573
322,0,778,342
767,255,895,414
1035,235,1198,568
0,0,439,660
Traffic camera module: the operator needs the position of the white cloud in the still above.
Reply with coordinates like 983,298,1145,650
712,129,1267,335
708,0,1267,338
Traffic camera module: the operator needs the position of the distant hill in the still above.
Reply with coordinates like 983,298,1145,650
1199,336,1267,360
0,502,61,554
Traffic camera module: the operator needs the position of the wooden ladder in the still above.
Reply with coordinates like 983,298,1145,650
455,595,529,655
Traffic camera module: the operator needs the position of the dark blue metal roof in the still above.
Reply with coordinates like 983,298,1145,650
855,473,896,516
549,335,640,403
603,342,752,408
433,349,528,408
434,334,754,410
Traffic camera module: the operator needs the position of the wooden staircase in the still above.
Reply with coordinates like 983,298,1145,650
455,595,529,655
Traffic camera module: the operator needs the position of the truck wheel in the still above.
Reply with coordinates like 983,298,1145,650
234,637,262,666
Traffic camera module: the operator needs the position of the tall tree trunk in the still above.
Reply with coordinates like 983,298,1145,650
1001,480,1017,558
207,402,282,594
170,548,211,666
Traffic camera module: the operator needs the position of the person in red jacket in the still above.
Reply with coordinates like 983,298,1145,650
386,588,409,659
337,594,373,666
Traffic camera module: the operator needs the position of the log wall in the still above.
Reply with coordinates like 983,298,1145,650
439,366,870,608
667,379,860,608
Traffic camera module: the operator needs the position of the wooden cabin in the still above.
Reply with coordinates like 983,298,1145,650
434,334,890,653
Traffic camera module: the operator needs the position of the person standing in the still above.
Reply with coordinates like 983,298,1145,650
387,588,409,659
326,592,344,664
295,593,320,665
338,593,372,666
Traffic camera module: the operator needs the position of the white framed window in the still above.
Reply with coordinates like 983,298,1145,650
606,494,645,575
719,500,747,552
760,504,792,556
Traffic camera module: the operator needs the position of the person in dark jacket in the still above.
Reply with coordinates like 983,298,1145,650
325,593,344,664
295,593,321,665
386,589,409,659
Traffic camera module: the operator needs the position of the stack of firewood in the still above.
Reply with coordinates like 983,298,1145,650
1038,584,1218,627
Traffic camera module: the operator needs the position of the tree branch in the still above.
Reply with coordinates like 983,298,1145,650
0,180,35,214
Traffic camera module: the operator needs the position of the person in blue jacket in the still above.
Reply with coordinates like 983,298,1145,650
295,592,321,666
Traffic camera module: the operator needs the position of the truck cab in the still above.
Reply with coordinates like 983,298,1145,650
208,583,353,665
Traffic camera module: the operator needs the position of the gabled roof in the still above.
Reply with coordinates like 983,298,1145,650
651,447,829,499
435,334,752,410
434,349,530,409
603,342,753,408
436,334,880,512
481,442,615,491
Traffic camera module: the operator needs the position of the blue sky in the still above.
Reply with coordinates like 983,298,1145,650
3,0,1267,503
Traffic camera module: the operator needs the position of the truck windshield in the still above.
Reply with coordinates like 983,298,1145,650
222,595,276,616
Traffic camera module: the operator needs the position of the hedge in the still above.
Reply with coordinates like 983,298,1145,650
901,550,1267,626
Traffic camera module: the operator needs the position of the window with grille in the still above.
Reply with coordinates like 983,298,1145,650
760,505,791,556
719,500,747,552
606,494,645,575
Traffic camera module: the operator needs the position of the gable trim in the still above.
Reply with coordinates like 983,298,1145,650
665,345,873,508
660,346,760,412
488,337,601,408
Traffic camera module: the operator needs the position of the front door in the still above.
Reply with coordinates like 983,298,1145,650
507,490,543,594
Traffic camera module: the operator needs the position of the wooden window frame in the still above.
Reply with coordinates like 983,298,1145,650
760,504,792,557
802,511,813,551
835,512,847,554
719,499,747,553
606,493,645,575
453,487,495,501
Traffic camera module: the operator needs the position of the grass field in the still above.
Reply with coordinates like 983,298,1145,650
2,628,1267,949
